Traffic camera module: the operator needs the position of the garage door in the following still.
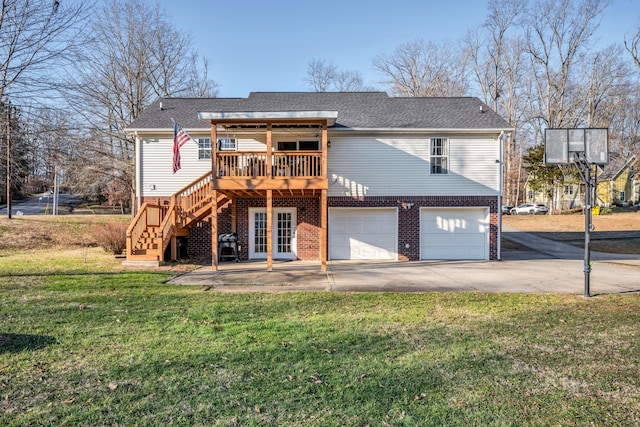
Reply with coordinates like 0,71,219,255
329,208,397,260
421,208,489,260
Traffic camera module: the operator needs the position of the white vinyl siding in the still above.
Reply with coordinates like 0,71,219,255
328,135,500,197
138,135,266,197
420,207,489,260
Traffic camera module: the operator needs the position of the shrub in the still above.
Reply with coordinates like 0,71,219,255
89,222,127,254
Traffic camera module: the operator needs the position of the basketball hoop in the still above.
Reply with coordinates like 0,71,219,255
544,128,609,297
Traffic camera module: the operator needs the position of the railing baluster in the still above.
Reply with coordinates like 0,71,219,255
216,151,323,178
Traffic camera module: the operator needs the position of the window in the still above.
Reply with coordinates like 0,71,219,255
217,137,237,151
198,138,211,160
277,140,319,151
564,185,574,195
299,140,319,151
277,141,297,151
620,191,626,202
430,137,448,174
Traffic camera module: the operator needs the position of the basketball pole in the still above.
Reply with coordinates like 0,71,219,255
545,128,607,298
575,155,592,297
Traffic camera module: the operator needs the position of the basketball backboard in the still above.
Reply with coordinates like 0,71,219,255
544,128,608,165
544,129,569,164
585,128,608,164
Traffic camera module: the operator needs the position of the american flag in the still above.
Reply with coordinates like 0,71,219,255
173,122,192,173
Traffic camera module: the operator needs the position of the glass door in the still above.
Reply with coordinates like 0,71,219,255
249,208,296,259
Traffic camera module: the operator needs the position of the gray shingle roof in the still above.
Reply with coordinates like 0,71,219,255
598,155,637,181
126,92,512,131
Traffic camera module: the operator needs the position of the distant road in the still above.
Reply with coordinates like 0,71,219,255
0,193,83,216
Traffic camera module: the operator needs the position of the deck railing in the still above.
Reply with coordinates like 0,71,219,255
217,151,322,178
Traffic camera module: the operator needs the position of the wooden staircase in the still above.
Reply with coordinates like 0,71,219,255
125,171,228,265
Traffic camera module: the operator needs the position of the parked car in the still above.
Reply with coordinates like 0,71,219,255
510,203,548,215
501,205,513,215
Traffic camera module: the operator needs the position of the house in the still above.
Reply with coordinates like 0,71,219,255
523,174,585,211
124,92,512,270
596,155,639,207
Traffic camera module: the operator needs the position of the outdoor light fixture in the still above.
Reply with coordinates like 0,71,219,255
300,207,306,215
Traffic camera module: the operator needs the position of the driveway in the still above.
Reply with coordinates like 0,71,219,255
169,229,640,295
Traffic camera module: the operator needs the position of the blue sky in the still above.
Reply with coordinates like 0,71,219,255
158,0,640,97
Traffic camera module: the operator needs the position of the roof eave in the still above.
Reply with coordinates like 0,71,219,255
198,110,338,126
330,127,515,134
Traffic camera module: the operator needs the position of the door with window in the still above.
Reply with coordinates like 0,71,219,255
248,208,297,259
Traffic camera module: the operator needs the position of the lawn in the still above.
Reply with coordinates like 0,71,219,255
1,215,639,425
504,210,640,254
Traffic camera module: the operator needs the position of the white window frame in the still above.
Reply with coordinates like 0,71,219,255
430,137,448,175
620,190,626,202
217,137,237,151
198,138,211,160
564,185,574,195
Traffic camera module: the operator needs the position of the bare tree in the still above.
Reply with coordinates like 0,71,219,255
0,0,92,103
624,26,640,69
522,0,611,129
62,0,218,208
465,0,527,206
373,39,468,97
517,0,611,212
333,70,369,92
0,101,30,203
305,59,338,92
305,58,373,92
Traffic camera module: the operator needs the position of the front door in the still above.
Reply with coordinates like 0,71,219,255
249,207,297,260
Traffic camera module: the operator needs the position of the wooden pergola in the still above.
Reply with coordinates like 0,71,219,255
199,111,337,271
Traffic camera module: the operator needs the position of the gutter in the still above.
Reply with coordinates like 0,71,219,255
124,126,516,136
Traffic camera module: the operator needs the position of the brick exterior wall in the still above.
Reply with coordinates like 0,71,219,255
138,194,498,262
235,198,319,261
328,195,498,261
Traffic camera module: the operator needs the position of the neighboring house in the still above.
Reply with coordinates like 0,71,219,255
596,155,639,207
124,92,512,270
523,175,585,211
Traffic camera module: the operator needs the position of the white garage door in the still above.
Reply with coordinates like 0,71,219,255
329,208,397,260
421,208,489,260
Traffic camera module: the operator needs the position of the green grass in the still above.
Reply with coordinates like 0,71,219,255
1,252,639,425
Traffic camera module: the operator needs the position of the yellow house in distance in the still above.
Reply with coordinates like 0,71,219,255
596,155,639,207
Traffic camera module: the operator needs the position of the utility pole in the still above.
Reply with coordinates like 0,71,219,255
6,106,11,219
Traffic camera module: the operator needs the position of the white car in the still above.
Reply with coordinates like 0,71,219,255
510,203,548,215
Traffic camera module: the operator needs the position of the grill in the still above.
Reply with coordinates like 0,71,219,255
218,233,239,263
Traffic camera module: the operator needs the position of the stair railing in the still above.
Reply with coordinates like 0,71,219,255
126,202,162,258
175,171,213,226
157,198,177,261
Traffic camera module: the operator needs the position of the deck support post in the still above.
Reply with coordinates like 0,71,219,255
170,236,177,261
211,190,219,270
320,123,328,271
320,190,327,271
267,189,273,271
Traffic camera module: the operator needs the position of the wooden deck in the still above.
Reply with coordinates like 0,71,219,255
126,117,330,271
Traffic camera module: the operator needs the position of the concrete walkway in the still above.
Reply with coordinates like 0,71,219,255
169,228,640,295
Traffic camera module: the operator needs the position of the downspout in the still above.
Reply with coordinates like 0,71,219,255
497,131,506,261
134,132,142,212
